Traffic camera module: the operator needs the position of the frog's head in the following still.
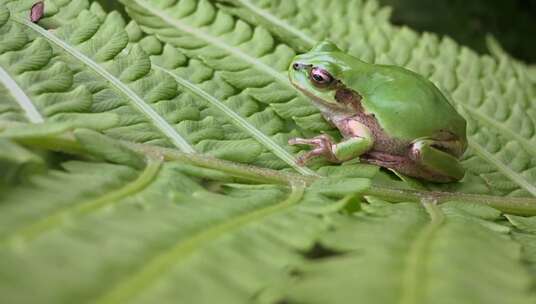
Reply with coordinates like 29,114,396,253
289,41,359,110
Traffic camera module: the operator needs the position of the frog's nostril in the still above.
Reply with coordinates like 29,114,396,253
292,63,301,70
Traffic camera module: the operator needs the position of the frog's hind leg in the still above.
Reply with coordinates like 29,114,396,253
409,139,465,182
360,152,423,179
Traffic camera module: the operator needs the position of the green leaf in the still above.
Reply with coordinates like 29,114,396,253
213,0,536,196
276,202,534,304
506,214,536,287
0,65,44,123
1,1,536,303
0,138,46,183
0,0,326,173
119,0,328,171
0,80,31,122
0,4,195,152
74,128,147,169
153,64,316,175
2,124,536,303
0,131,367,303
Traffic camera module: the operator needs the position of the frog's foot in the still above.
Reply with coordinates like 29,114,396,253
409,139,465,182
288,134,338,164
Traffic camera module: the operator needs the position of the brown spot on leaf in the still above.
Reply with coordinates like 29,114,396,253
30,1,44,23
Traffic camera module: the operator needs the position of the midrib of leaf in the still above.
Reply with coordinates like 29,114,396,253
93,181,306,304
1,158,161,245
12,17,195,153
8,128,536,214
0,66,44,123
222,0,316,48
460,104,536,158
154,64,317,176
468,140,536,196
132,0,292,87
399,201,445,304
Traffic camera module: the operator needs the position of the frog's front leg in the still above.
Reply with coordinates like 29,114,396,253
289,129,374,165
409,139,465,181
289,134,338,164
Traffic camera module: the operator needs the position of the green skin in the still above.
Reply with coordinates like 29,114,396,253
288,41,468,183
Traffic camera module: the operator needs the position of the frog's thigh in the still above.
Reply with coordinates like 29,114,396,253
410,139,464,180
333,136,373,161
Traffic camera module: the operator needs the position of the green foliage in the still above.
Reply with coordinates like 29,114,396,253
280,202,532,304
211,0,536,196
1,0,536,303
120,0,324,172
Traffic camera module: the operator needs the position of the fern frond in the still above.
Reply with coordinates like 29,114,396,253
0,4,196,152
1,2,536,303
0,45,44,121
1,1,326,173
0,132,368,303
0,78,31,122
121,0,335,170
153,64,316,175
0,138,45,183
277,201,534,304
212,0,536,196
3,123,536,303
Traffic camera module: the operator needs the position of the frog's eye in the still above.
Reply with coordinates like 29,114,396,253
310,67,334,87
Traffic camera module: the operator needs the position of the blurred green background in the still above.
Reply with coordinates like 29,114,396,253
98,0,536,63
379,0,536,63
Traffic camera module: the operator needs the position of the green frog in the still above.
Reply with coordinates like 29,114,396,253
288,41,467,182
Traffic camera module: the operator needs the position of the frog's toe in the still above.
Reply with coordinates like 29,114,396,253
410,140,465,181
296,148,327,165
289,137,311,146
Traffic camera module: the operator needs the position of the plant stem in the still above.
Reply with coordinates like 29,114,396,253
4,129,536,215
365,186,536,215
128,142,316,186
126,142,536,215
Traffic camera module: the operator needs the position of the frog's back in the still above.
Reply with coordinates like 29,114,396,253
345,64,466,141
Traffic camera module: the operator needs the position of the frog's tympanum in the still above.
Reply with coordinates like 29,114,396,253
288,41,467,182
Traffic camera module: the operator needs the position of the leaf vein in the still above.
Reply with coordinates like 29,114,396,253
461,103,536,158
13,17,195,153
0,66,44,123
399,201,445,304
93,180,306,304
155,64,317,176
468,140,536,196
233,0,316,48
133,0,291,87
1,159,162,245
